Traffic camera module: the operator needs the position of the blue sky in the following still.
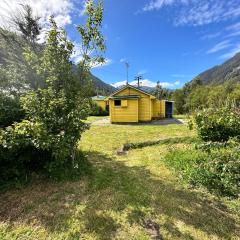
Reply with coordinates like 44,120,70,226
91,0,240,89
1,0,240,89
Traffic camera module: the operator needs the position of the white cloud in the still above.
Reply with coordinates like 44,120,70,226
79,1,87,16
137,69,147,75
142,0,240,26
132,79,157,87
225,22,240,38
71,41,112,67
143,0,175,12
226,22,240,31
201,32,221,40
161,80,180,88
111,79,180,89
171,74,191,78
71,43,81,63
0,0,75,30
220,44,240,59
206,40,232,54
227,31,240,38
92,58,112,69
120,58,127,63
111,80,127,88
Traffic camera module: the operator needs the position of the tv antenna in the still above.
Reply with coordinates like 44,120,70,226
125,62,129,85
134,75,143,87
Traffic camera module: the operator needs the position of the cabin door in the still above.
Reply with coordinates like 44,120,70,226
165,102,173,118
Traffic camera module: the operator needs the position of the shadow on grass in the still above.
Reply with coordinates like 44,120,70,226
0,150,239,239
111,118,184,126
122,136,198,151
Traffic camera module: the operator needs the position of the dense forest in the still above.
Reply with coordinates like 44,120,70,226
172,53,240,114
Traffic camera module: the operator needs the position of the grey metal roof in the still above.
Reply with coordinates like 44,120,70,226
110,84,155,98
109,95,140,100
92,96,107,100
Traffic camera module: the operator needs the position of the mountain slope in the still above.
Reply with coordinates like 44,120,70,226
0,28,115,95
196,53,240,84
89,73,115,95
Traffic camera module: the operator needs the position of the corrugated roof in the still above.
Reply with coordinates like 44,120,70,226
109,95,140,100
92,96,107,100
110,84,155,98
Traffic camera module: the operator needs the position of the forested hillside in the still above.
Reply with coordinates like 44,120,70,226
87,72,115,95
194,52,240,84
173,52,240,114
0,28,115,95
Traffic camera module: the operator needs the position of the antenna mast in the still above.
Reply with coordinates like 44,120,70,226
134,75,143,87
125,62,129,85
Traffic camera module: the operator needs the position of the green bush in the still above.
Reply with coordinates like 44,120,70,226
0,1,105,188
191,105,240,142
0,94,24,127
165,143,240,197
90,102,109,116
0,120,91,189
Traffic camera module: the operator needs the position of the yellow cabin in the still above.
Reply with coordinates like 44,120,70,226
92,96,109,111
108,85,173,123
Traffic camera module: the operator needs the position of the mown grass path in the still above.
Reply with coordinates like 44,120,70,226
0,118,239,239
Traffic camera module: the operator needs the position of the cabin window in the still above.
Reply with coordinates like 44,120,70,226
121,100,128,107
114,100,121,106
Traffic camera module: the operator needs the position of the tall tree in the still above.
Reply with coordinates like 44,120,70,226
12,4,41,47
172,89,185,114
0,4,42,94
21,0,106,165
0,0,106,181
76,0,106,84
151,81,171,100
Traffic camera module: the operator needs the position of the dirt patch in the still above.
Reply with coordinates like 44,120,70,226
142,218,163,240
91,118,111,125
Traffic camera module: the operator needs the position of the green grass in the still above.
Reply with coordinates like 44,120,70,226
173,114,188,119
0,122,239,240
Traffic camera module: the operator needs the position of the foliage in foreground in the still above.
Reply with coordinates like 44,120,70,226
0,0,105,188
190,104,240,142
166,104,240,197
0,93,24,127
165,141,240,197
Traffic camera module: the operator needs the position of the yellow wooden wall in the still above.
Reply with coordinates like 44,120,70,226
94,100,106,110
160,100,166,118
115,87,152,121
110,99,138,122
152,100,165,118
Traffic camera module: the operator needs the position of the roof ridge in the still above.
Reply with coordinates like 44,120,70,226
110,84,155,98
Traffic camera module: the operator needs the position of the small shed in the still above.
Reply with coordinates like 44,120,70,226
92,96,109,111
108,84,174,123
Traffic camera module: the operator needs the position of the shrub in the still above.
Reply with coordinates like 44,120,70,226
90,102,108,116
0,0,105,187
0,120,91,189
165,143,240,197
191,104,240,142
0,94,24,127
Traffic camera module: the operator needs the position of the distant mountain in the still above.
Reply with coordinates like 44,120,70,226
195,52,240,85
89,72,115,95
114,84,155,93
0,28,115,95
138,86,155,93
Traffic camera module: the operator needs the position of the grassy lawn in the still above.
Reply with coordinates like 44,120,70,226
0,120,239,239
173,114,188,119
